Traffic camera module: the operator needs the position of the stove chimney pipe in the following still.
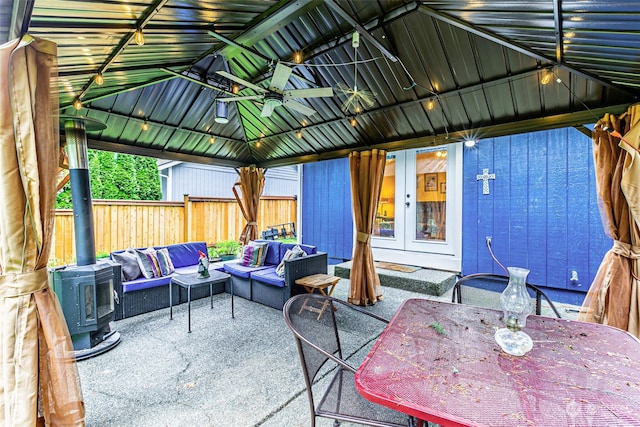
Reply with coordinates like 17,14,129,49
61,116,106,266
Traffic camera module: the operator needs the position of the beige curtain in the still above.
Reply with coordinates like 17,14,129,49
348,149,386,306
233,166,265,245
579,103,640,337
0,36,84,426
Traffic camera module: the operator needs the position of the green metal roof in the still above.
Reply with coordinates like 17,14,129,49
4,0,638,167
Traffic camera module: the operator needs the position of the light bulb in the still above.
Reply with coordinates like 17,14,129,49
134,29,144,46
73,99,82,110
209,136,215,144
296,130,302,139
293,51,303,64
142,121,149,131
350,117,357,127
540,70,552,85
95,73,104,85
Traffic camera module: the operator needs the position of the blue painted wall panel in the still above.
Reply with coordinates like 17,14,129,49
302,127,610,304
462,127,610,304
302,158,353,263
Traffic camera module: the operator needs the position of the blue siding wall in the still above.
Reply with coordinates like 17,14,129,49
302,158,353,263
462,127,610,304
301,128,610,305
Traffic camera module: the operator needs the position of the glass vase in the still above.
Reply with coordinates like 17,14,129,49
494,267,534,356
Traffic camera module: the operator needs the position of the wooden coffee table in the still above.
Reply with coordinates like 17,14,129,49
294,273,341,319
170,270,231,332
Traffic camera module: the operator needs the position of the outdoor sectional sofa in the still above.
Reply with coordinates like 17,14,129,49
223,240,327,310
110,241,224,319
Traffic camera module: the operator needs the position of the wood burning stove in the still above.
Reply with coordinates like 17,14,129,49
50,261,121,358
53,115,120,359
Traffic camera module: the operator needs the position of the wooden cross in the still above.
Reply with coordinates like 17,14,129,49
476,168,495,195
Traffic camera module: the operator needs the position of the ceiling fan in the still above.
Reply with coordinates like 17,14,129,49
216,62,333,118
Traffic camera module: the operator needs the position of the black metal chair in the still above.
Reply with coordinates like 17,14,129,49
451,273,562,318
283,294,416,427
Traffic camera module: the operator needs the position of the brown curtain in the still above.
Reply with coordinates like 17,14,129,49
0,36,84,426
348,149,386,306
233,166,265,245
579,103,640,337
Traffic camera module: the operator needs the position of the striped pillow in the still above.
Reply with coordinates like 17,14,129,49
239,242,268,267
134,248,162,278
156,248,175,276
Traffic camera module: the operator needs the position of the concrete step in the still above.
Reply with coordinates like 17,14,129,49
333,261,456,296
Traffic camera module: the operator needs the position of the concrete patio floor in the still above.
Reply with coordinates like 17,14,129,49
77,270,580,427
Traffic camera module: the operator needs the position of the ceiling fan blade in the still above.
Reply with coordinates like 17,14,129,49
268,62,292,93
216,71,266,93
217,95,262,102
260,102,276,117
284,87,334,99
284,99,316,116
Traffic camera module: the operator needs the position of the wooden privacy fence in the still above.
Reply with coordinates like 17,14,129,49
50,195,297,266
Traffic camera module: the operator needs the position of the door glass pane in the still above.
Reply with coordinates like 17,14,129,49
416,149,446,241
374,154,396,238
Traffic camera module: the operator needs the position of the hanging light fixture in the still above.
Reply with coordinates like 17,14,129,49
94,73,104,85
540,69,553,85
293,51,303,64
215,100,229,124
134,28,145,46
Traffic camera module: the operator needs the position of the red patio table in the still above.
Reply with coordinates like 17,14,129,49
355,298,640,427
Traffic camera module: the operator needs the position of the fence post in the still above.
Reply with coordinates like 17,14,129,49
184,194,192,242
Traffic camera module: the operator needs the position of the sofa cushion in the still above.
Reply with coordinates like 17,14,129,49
254,240,282,266
279,243,317,260
276,245,306,277
111,249,142,281
121,274,172,293
240,241,268,267
223,261,270,279
166,242,208,269
250,267,285,288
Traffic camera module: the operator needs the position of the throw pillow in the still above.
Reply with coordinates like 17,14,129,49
155,247,175,276
134,248,162,278
276,245,306,277
239,241,268,267
112,249,142,281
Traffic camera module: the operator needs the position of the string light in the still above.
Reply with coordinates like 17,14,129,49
73,99,82,110
141,121,149,131
349,117,357,127
232,84,240,94
134,29,145,46
540,69,553,85
426,100,435,110
293,51,303,64
95,73,104,85
209,136,215,144
296,130,303,139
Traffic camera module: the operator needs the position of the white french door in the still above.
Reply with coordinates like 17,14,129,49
371,144,462,271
